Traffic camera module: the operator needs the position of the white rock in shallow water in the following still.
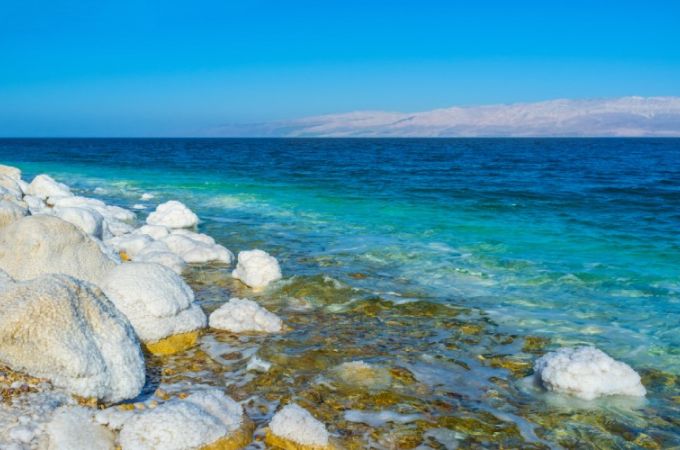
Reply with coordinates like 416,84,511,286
146,200,198,228
26,174,72,199
0,268,13,290
134,224,171,240
0,199,28,228
268,403,329,448
0,215,117,285
47,407,115,450
105,234,154,259
100,262,207,343
161,233,233,264
0,164,21,180
232,249,282,289
119,389,247,450
135,251,186,274
209,298,283,333
533,346,646,400
0,274,145,402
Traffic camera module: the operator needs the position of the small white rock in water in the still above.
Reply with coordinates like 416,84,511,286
146,200,198,229
118,389,247,450
268,403,330,448
140,192,154,201
100,262,207,343
232,249,282,289
47,407,115,450
26,174,72,199
0,215,117,285
0,274,145,402
209,298,283,333
533,346,646,400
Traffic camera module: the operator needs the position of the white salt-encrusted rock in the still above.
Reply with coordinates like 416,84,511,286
0,199,28,228
209,298,283,333
0,215,117,285
533,346,646,400
135,251,187,274
26,174,72,199
100,263,207,343
0,164,21,180
0,185,22,203
105,234,154,259
232,249,282,289
146,200,198,229
47,407,115,450
269,403,329,448
0,274,145,402
0,268,13,290
118,389,246,450
53,206,105,239
23,194,48,214
48,195,136,238
134,224,171,240
0,175,23,197
161,234,233,264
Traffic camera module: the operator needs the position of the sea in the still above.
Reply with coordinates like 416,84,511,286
1,138,679,448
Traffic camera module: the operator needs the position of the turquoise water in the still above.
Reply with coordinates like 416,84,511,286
2,138,679,371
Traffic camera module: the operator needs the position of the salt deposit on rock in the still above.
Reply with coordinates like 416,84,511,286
23,194,48,214
106,234,154,259
0,199,28,228
26,174,72,199
118,389,251,450
134,224,171,240
0,164,21,180
232,249,282,289
47,407,115,450
0,215,117,285
0,274,145,402
209,298,283,333
161,233,233,264
100,262,207,343
0,185,22,203
267,403,330,449
0,174,23,196
533,346,646,400
146,200,198,229
0,269,13,290
135,251,187,274
53,206,105,238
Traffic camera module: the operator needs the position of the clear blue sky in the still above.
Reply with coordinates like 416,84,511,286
1,0,679,136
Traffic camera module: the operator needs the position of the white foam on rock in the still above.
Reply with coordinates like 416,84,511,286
269,403,329,447
26,174,73,199
0,274,145,402
46,406,115,450
533,346,646,400
118,389,245,450
232,249,282,289
209,298,283,333
0,215,118,285
146,200,199,229
101,262,207,342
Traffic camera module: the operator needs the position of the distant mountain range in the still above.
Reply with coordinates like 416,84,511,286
210,96,680,137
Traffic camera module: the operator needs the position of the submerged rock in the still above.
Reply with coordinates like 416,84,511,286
146,200,199,229
118,389,252,450
267,403,331,450
0,274,145,402
100,262,207,350
534,346,646,400
332,361,392,390
26,174,73,199
0,215,117,285
209,298,283,333
232,249,282,289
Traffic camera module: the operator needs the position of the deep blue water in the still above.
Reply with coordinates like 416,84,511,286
2,138,679,370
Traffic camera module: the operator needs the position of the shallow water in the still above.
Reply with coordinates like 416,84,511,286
2,138,680,448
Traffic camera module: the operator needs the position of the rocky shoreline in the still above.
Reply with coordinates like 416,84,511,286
0,163,650,449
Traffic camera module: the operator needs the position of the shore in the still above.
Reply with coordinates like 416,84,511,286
0,162,676,449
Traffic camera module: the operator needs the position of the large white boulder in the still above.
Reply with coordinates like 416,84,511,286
100,263,206,343
146,200,198,229
268,404,330,449
533,346,646,400
0,274,145,402
232,249,282,289
0,164,21,180
209,298,283,333
26,174,72,199
161,233,233,264
118,389,249,450
0,215,117,285
53,206,105,239
47,407,115,450
0,199,28,228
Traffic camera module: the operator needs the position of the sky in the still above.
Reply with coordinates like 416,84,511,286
1,0,679,136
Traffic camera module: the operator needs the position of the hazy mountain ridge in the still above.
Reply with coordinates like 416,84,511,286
211,97,680,137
